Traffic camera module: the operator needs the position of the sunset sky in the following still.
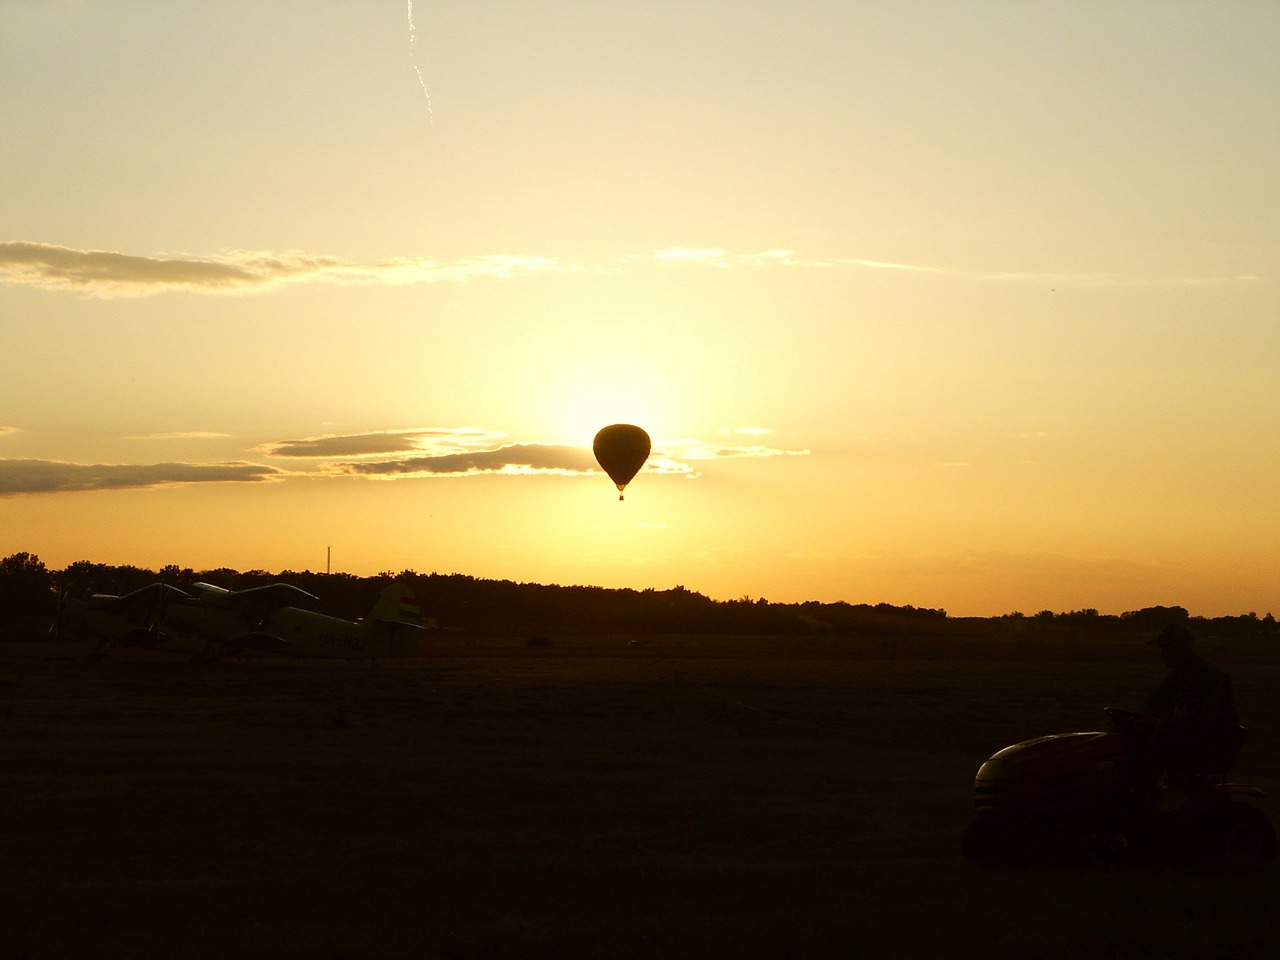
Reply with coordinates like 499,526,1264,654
2,1,1277,617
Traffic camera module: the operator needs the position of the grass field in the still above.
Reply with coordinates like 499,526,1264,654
2,633,1278,959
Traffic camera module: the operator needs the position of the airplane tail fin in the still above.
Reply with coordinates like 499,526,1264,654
368,582,422,626
366,582,430,657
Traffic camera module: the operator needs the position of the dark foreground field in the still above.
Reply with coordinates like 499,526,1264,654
2,633,1278,959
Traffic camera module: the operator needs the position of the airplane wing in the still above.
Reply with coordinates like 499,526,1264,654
58,584,189,646
92,582,192,614
200,583,320,608
193,583,321,628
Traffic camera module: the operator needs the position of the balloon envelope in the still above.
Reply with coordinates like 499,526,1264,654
592,424,651,498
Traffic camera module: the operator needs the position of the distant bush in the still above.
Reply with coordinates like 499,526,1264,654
0,552,55,620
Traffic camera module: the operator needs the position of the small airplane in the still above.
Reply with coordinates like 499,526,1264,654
53,580,432,664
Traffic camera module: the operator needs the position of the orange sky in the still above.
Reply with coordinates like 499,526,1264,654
2,2,1277,617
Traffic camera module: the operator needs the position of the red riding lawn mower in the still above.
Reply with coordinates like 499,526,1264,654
963,708,1277,869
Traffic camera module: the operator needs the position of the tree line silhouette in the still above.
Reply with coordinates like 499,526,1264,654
1,551,1275,641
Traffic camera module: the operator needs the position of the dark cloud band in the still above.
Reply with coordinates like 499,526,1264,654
338,443,596,477
0,459,280,496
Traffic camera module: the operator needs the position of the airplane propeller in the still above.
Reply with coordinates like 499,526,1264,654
146,587,171,641
49,588,69,642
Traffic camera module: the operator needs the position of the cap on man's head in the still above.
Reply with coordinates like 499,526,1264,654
1149,623,1193,647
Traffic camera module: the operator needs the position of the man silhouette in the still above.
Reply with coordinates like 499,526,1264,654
1134,624,1239,785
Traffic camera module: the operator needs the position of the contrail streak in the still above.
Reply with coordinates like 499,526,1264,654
407,0,434,125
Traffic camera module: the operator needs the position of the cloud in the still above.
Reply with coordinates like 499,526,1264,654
0,242,267,293
7,240,1255,299
266,428,810,482
261,429,597,478
259,428,504,460
1,240,956,299
2,425,812,496
738,251,801,266
266,427,809,479
652,247,731,266
985,270,1261,286
0,426,16,437
336,443,597,478
125,431,233,440
649,248,940,273
0,242,579,298
268,430,624,478
665,439,811,460
0,459,282,496
833,258,945,273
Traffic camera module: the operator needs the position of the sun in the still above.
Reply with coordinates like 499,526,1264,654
546,358,675,448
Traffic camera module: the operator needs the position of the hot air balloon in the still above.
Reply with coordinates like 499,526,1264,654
592,424,651,501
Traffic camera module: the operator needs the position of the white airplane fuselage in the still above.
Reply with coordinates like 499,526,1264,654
262,606,421,660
